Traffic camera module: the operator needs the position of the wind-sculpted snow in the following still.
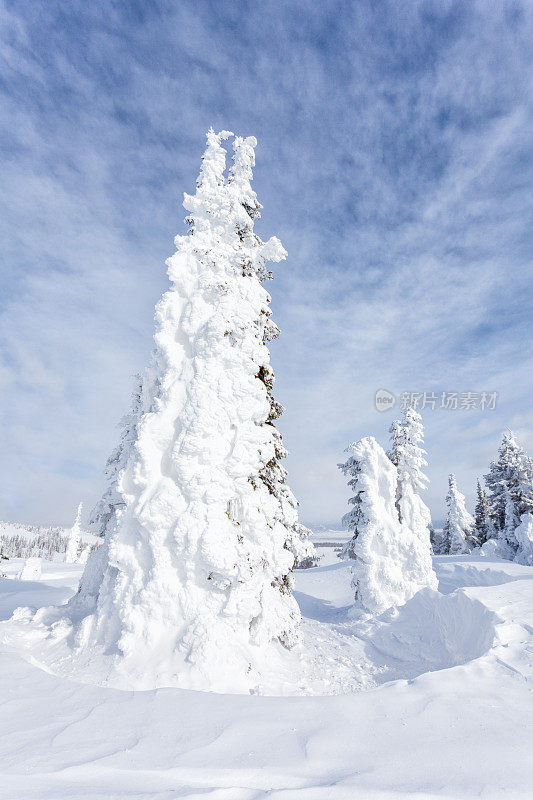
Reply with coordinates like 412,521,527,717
364,588,497,680
1,554,533,798
434,557,518,593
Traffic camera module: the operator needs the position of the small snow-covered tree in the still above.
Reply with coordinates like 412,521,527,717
63,130,309,692
473,479,493,546
387,407,433,550
290,522,319,569
430,525,446,555
441,474,475,554
65,502,83,563
387,407,429,499
502,486,520,550
485,432,533,550
339,436,437,615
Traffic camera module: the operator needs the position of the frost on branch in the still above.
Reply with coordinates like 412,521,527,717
56,129,310,692
339,436,437,615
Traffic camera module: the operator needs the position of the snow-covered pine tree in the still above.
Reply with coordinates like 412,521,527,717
473,479,493,546
291,523,319,569
89,376,144,538
441,474,475,554
386,407,433,548
429,524,446,555
485,432,533,550
339,436,437,615
387,408,429,500
65,502,83,563
62,130,309,693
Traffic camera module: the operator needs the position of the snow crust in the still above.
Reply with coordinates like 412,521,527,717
1,553,532,798
16,558,41,581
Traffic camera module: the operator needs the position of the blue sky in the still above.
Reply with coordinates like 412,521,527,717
1,0,532,527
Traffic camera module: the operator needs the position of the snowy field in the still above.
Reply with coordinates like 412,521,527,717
1,551,532,799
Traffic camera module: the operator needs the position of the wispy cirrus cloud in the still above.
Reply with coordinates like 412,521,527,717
0,0,531,525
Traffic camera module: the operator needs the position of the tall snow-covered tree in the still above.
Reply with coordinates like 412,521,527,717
63,130,309,692
441,474,475,555
387,407,433,548
473,479,493,546
339,436,437,615
485,432,533,549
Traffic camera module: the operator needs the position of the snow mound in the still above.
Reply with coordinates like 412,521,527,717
435,561,516,594
366,588,497,680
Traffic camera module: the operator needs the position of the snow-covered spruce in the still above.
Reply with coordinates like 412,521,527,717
430,525,446,555
386,407,435,552
485,431,533,551
339,436,437,615
52,130,310,692
473,479,494,547
441,474,476,555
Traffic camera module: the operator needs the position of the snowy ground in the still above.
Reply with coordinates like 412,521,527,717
1,551,532,799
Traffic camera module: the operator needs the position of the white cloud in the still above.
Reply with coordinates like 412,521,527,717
0,0,531,526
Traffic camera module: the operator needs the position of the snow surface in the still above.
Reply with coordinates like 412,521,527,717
1,553,532,798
